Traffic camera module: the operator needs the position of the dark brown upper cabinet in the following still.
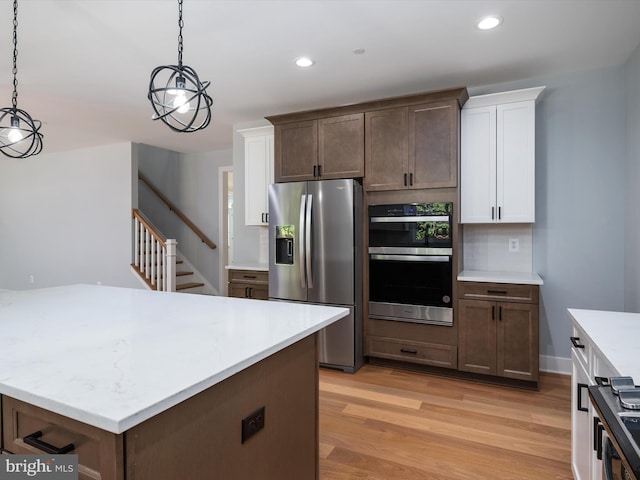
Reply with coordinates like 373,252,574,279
272,114,364,183
365,100,459,191
267,87,467,187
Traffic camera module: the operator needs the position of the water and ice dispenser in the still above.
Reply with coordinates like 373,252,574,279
275,225,294,265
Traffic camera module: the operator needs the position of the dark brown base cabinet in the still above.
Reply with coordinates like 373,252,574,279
458,282,539,386
1,336,318,480
228,269,269,300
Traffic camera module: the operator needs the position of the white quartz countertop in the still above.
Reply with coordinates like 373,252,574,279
457,270,543,285
0,285,347,434
568,308,640,380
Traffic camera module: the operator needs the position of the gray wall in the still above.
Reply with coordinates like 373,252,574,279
469,64,631,361
0,143,141,290
625,43,640,312
136,143,232,293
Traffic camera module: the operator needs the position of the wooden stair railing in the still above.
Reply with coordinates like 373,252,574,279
138,171,217,250
132,209,177,292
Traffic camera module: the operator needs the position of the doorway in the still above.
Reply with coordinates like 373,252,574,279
219,166,233,296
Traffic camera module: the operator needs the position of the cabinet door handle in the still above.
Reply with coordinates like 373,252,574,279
498,306,502,321
317,164,322,177
23,431,75,454
492,305,495,320
595,419,604,460
498,206,502,220
570,336,585,349
409,173,413,186
400,348,418,355
261,213,265,223
404,173,408,186
577,383,589,412
313,165,317,177
491,206,495,220
265,212,268,223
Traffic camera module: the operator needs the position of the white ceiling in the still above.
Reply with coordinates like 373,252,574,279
2,0,640,155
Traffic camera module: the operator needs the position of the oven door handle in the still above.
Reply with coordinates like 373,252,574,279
370,215,450,223
370,254,451,262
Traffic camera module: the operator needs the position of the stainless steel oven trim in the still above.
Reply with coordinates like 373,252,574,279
370,254,450,262
369,301,453,326
370,215,450,223
368,246,453,256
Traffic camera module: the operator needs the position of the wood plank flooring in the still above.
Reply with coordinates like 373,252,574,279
319,365,572,480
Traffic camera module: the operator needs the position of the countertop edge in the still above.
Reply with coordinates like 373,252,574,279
457,270,543,285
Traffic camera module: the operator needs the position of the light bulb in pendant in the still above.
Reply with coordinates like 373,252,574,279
173,91,190,113
8,116,23,142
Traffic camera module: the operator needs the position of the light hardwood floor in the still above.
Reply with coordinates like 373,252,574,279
319,365,572,480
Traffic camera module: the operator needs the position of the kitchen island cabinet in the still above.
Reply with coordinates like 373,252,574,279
0,285,348,480
569,309,640,480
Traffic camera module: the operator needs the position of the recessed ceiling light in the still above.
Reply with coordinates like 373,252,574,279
477,15,502,30
353,48,365,55
295,57,315,68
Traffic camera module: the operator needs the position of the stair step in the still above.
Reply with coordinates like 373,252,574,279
176,271,193,277
176,282,205,291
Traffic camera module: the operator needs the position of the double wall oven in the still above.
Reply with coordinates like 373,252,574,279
368,202,453,326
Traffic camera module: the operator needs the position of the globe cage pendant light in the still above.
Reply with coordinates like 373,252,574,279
148,0,213,133
0,0,43,158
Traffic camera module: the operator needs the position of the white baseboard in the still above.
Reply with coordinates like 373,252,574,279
540,355,571,375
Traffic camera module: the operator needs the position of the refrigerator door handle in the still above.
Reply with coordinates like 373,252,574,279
299,194,307,289
305,194,313,288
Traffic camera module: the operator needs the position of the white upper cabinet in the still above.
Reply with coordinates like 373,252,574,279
460,87,544,224
238,126,274,226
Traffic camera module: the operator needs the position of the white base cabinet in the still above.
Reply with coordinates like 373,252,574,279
238,126,274,226
570,318,620,480
461,87,544,223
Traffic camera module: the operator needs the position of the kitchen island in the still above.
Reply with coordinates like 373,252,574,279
0,285,348,480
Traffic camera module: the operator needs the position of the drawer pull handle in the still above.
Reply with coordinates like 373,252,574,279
595,376,610,386
242,275,257,279
570,336,585,349
400,348,418,355
23,431,75,454
487,290,508,295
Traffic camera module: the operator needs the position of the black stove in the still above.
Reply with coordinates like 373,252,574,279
590,377,640,480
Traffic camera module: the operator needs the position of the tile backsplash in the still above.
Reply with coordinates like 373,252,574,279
462,224,532,272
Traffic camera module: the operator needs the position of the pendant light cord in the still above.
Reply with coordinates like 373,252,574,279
177,0,184,69
12,0,19,112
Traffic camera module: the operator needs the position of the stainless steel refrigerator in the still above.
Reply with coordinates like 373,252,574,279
268,179,363,373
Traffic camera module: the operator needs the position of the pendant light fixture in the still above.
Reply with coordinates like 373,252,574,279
0,0,43,158
148,0,212,133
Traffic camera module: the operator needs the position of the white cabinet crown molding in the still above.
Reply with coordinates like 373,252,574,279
237,125,274,137
464,86,546,109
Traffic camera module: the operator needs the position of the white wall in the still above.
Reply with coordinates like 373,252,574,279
468,66,628,362
136,144,232,293
0,143,141,290
624,43,640,312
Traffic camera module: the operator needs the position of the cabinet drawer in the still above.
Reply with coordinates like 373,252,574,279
458,281,538,304
2,396,124,480
228,283,269,300
570,323,589,373
367,336,457,369
228,269,268,285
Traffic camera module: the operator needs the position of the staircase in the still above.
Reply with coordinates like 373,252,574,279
131,209,216,295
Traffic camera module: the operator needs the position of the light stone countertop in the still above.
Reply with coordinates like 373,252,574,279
457,270,543,285
568,308,640,380
225,264,269,272
0,285,347,434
